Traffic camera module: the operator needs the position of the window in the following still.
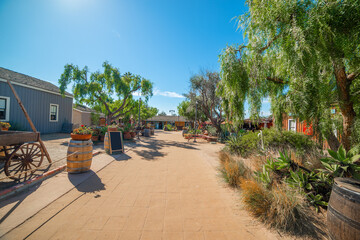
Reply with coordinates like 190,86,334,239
288,119,296,132
0,96,10,121
49,104,59,122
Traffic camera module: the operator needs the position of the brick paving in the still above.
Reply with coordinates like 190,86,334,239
3,131,287,240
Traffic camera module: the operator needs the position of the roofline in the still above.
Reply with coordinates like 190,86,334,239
0,78,73,99
73,108,105,116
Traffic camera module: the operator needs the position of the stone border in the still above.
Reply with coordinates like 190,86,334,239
0,150,102,201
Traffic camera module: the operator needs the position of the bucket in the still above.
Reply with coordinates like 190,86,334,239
67,139,93,173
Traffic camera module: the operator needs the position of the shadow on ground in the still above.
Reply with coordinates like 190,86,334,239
131,135,199,161
68,170,105,193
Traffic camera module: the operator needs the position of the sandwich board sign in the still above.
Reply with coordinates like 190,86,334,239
108,131,124,154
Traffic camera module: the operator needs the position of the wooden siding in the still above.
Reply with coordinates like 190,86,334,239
0,82,72,133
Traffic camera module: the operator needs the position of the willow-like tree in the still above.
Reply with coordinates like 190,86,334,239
177,100,207,124
219,0,360,150
185,71,223,132
59,62,153,124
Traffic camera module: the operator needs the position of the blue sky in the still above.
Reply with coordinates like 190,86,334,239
0,0,271,116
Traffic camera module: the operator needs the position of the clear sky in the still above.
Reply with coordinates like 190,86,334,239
0,0,271,117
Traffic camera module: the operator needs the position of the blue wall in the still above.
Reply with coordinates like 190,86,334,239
0,81,73,133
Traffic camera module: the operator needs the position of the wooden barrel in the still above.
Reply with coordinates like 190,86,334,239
104,132,110,154
67,139,93,173
327,178,360,240
144,128,150,137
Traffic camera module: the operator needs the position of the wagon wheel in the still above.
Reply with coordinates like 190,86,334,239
5,143,44,180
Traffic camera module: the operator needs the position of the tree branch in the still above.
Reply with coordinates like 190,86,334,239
258,34,281,53
347,72,359,81
266,77,287,84
112,85,141,116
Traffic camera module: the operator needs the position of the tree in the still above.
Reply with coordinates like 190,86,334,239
158,111,167,116
59,61,153,124
185,70,223,132
219,0,360,150
177,100,207,124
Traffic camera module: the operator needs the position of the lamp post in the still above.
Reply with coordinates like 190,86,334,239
138,98,141,139
194,101,197,142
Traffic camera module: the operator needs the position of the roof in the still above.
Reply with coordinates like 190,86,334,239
146,115,191,122
73,104,105,117
0,67,72,97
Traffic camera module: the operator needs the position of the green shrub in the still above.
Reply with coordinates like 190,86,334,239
226,128,320,160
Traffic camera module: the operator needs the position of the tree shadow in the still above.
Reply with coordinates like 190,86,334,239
68,170,105,193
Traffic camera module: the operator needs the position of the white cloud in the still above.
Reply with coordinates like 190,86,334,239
132,88,185,98
154,89,185,98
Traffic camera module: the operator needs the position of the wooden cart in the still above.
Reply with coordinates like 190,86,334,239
0,131,45,180
0,79,52,181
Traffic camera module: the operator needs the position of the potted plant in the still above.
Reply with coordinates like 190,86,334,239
0,122,11,131
91,128,99,142
108,124,118,132
99,126,108,141
123,123,132,140
71,125,93,140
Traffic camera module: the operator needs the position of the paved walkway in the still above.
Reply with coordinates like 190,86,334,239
2,131,286,240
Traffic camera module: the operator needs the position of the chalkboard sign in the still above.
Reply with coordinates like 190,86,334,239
109,131,124,154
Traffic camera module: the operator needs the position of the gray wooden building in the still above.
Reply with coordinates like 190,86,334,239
0,67,73,133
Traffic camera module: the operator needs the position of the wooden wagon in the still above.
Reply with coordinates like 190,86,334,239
0,131,45,180
0,79,51,181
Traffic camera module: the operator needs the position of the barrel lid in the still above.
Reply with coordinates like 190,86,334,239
334,178,360,194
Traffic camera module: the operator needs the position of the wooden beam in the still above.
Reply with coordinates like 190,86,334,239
7,80,52,163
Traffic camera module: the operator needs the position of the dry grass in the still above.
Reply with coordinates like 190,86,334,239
219,150,250,187
239,180,327,239
239,179,272,220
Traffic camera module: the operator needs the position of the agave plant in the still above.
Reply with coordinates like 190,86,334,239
320,145,360,180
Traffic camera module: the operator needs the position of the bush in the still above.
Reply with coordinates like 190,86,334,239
226,128,320,162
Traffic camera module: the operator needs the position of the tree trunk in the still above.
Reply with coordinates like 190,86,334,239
333,62,356,151
326,132,340,151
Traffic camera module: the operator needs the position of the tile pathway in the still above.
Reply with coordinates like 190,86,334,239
2,131,289,240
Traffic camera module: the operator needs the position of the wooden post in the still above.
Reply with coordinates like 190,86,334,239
7,80,52,163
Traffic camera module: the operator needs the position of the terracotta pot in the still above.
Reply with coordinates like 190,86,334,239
71,133,92,141
91,135,99,142
108,127,118,132
130,132,136,138
1,127,9,131
123,132,132,140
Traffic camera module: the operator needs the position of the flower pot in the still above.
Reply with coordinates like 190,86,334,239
123,132,132,140
1,127,9,131
99,135,105,142
108,127,118,132
71,133,92,141
91,135,99,142
130,132,136,138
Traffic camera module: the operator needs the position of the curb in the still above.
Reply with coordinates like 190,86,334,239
0,150,102,201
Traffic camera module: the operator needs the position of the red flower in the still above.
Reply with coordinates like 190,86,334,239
106,124,108,125
81,125,84,127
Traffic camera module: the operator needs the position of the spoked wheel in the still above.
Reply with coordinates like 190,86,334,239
5,143,44,180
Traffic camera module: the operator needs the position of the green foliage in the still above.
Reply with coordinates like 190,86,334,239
218,0,360,149
320,145,360,180
158,111,167,116
226,128,319,158
59,61,153,124
177,100,207,122
90,112,100,126
206,125,217,136
164,124,174,131
184,70,223,132
100,126,108,136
